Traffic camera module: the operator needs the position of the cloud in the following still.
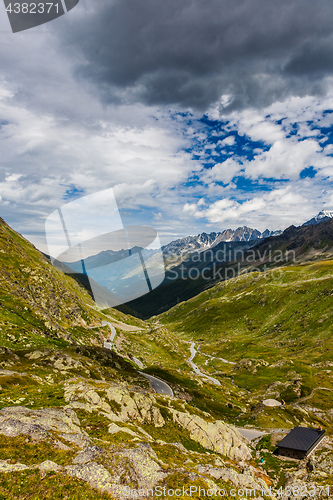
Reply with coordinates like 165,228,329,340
244,138,322,180
218,136,236,147
58,0,333,112
1,1,333,248
0,77,202,246
202,158,242,184
181,183,318,230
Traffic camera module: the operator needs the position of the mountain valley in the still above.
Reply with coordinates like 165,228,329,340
1,215,333,497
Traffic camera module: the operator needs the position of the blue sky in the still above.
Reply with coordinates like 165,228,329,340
1,0,333,252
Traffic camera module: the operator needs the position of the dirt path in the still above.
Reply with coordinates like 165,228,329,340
296,386,333,403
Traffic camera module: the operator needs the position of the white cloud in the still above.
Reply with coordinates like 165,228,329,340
0,78,202,247
201,158,242,184
227,110,285,144
217,136,235,147
181,183,321,231
244,138,322,180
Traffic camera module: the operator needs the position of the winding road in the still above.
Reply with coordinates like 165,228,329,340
199,347,236,366
101,321,173,396
187,342,221,385
139,371,174,396
102,321,117,349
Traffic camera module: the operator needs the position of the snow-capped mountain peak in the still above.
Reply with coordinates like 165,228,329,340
162,226,282,257
303,210,333,226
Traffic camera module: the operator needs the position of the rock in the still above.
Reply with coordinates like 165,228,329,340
197,464,267,490
309,453,333,475
234,358,269,374
108,423,140,438
65,382,165,427
60,433,91,449
38,460,63,472
0,460,29,473
64,382,112,414
65,462,113,491
0,406,85,444
0,369,16,376
117,443,167,489
54,440,71,451
171,410,251,461
49,354,87,373
73,446,105,465
105,386,165,427
0,418,49,441
24,351,47,360
172,442,188,452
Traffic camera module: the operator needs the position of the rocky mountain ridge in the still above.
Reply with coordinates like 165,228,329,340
162,226,282,258
303,209,333,226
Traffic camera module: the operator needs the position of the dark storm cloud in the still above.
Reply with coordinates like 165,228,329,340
61,0,333,111
35,0,333,111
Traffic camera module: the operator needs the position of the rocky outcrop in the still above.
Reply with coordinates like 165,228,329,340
65,443,168,499
234,358,269,374
171,410,251,461
117,443,167,488
65,462,114,492
64,381,165,427
197,464,267,490
0,460,29,473
0,406,88,446
73,446,105,465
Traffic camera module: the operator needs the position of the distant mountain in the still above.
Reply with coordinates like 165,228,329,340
124,218,333,318
67,246,145,273
162,226,282,258
65,226,281,289
303,210,333,226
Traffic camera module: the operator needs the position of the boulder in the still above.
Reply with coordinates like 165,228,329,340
197,464,267,490
38,460,63,472
117,443,167,489
0,460,29,473
0,406,86,444
65,462,113,492
73,446,105,465
171,410,251,461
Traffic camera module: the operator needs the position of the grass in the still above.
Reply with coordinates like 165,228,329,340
0,434,75,465
142,420,213,454
155,260,333,425
0,470,114,500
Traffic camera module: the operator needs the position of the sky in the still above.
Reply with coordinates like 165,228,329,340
1,0,333,252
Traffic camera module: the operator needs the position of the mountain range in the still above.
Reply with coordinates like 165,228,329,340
123,215,333,318
54,210,333,311
65,210,333,273
162,226,282,259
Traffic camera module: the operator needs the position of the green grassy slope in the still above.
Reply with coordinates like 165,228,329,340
157,259,333,430
0,217,115,348
159,259,333,362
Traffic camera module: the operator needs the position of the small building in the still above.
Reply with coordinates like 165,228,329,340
276,427,325,459
103,341,113,350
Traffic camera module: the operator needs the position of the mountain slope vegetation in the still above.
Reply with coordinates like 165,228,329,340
1,216,333,496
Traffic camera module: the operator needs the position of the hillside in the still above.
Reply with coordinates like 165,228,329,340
157,258,333,423
1,216,333,496
0,217,279,498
